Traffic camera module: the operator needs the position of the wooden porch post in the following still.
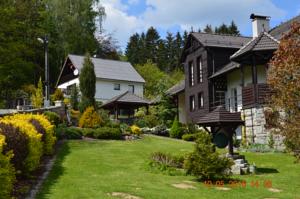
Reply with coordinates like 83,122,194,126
240,64,244,87
251,54,258,104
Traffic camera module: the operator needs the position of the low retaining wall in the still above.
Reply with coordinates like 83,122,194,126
0,106,66,119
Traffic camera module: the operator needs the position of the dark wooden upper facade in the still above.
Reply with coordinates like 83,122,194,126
182,33,250,123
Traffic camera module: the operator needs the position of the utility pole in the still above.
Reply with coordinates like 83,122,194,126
38,35,50,107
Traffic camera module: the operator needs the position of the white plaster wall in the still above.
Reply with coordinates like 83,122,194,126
243,65,267,86
226,65,267,112
178,92,187,124
226,70,243,112
95,79,144,102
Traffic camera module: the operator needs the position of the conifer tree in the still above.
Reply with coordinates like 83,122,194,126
79,53,96,112
31,77,43,108
145,27,160,63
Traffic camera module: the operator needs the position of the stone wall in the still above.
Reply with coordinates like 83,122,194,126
242,106,283,148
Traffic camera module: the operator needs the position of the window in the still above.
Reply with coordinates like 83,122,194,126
189,95,195,111
231,88,238,112
128,85,135,93
114,83,120,90
189,61,194,86
198,92,204,109
197,56,203,83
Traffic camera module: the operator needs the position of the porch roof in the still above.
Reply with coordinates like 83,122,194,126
166,80,185,96
100,91,150,109
230,32,279,61
209,61,240,79
196,106,244,126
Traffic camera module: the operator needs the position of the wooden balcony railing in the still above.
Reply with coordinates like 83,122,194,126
242,83,272,108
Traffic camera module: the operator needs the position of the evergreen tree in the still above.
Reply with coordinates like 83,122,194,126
156,40,167,71
228,20,240,35
204,24,213,33
125,33,140,65
174,32,183,69
79,53,96,112
70,85,79,110
138,32,147,64
165,32,176,72
215,23,229,34
183,30,189,47
145,27,160,63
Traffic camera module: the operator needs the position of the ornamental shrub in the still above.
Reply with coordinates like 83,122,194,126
44,111,61,126
130,125,142,135
81,127,122,139
170,116,186,139
51,88,64,101
79,106,103,128
184,132,233,180
0,117,43,173
0,123,29,172
182,133,201,141
10,114,56,155
0,135,16,199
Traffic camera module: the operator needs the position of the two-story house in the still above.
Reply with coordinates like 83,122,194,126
56,54,149,121
169,13,300,146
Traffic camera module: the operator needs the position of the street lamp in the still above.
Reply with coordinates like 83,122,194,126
37,35,50,107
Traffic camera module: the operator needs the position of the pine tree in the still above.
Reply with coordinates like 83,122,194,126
125,33,140,65
228,20,240,35
174,32,183,69
79,53,96,112
183,30,189,47
156,40,167,71
70,85,79,110
165,32,176,72
215,23,229,34
145,27,160,63
138,32,147,64
204,24,213,33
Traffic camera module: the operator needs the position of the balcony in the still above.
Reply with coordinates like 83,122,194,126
242,83,272,108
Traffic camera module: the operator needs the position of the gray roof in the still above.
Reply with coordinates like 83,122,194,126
230,32,279,60
166,80,185,96
209,62,241,79
191,32,251,48
68,54,145,83
101,91,150,108
269,14,300,39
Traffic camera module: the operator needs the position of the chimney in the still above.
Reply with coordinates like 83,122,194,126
250,13,270,37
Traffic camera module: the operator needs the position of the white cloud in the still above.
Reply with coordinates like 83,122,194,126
101,0,286,51
143,0,285,31
101,0,144,50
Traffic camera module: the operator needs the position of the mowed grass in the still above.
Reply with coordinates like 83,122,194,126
37,135,300,199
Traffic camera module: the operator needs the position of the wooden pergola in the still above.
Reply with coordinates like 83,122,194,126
196,106,244,155
101,91,150,123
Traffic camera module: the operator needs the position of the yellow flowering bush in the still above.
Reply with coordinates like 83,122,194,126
0,117,43,173
130,125,142,135
0,134,16,199
79,106,103,128
0,134,5,152
7,114,56,155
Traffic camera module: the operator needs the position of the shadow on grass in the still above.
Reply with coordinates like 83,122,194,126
256,167,279,174
36,141,71,199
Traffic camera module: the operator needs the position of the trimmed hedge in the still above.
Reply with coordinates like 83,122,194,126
43,111,61,126
0,118,43,173
82,127,122,140
7,114,56,155
0,134,16,199
0,123,29,172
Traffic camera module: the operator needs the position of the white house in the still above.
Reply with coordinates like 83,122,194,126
56,54,145,102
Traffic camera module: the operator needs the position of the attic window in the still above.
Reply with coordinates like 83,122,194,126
114,83,120,90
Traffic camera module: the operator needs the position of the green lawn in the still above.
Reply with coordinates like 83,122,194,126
37,135,300,199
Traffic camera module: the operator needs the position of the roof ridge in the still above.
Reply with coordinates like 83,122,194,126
230,36,256,59
263,32,280,43
68,54,130,64
269,14,300,33
192,32,251,39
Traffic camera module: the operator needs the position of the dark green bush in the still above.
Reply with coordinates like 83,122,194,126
0,123,29,172
55,124,82,140
92,127,122,139
184,132,233,180
0,151,16,199
170,116,186,139
182,133,201,141
44,111,61,126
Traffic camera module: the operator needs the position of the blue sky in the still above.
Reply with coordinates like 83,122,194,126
100,0,300,51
